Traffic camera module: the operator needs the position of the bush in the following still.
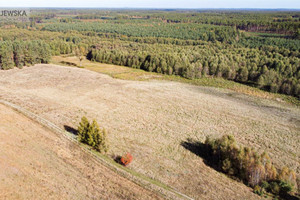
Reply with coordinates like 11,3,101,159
77,116,109,153
269,181,281,195
120,153,133,166
278,181,293,195
261,181,270,190
254,185,265,196
268,180,294,196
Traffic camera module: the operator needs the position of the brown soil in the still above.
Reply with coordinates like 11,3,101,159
0,103,161,200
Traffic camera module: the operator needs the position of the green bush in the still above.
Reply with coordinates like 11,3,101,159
253,185,265,196
269,181,281,195
267,180,293,196
77,116,109,153
261,181,270,190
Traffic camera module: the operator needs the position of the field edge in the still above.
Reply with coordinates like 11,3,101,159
0,99,193,200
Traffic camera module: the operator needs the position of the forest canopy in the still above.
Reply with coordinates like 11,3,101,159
0,9,299,97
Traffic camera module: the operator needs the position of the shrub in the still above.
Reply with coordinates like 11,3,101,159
254,185,265,196
278,181,293,195
261,181,270,190
269,181,281,195
77,116,109,153
120,153,133,166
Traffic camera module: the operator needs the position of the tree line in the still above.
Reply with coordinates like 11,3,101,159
0,40,51,70
87,41,300,97
41,22,240,43
1,10,299,98
146,11,300,36
0,29,299,97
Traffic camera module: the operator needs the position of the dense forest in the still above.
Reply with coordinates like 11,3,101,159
0,9,299,97
0,40,51,70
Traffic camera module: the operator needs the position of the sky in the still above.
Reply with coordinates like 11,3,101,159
0,0,299,9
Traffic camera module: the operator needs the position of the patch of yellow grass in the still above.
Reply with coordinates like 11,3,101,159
51,56,299,106
52,56,160,81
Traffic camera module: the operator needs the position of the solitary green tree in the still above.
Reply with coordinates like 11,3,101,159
78,116,90,143
77,116,108,153
75,46,86,67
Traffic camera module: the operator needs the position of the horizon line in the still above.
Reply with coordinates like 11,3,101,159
0,7,300,10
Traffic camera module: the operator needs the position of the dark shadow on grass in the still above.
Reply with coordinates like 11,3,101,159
64,125,78,135
111,154,127,166
181,138,300,200
113,155,122,164
181,138,220,172
60,61,77,67
181,139,207,158
280,193,300,200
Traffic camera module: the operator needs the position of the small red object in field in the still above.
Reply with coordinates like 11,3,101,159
120,153,133,166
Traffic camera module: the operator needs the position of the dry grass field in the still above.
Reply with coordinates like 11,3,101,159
0,62,299,199
0,104,162,200
52,56,300,106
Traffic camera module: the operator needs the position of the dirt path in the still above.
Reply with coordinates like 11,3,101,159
0,103,162,200
0,64,299,199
